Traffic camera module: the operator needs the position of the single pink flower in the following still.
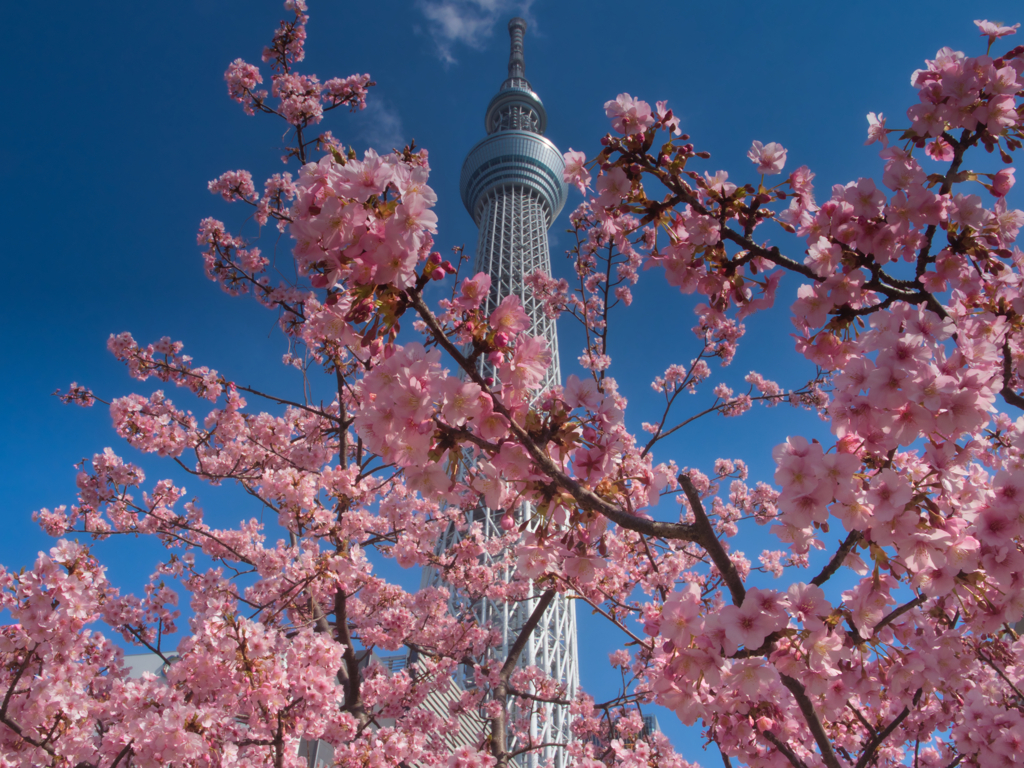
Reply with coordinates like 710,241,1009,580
974,19,1020,44
563,149,591,194
595,167,632,208
865,112,888,147
603,93,655,136
747,141,787,175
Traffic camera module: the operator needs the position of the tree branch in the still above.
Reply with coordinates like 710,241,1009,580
779,674,842,768
493,588,556,768
978,650,1024,700
1001,341,1024,411
678,474,746,605
853,693,919,768
761,729,809,768
500,590,556,683
874,594,925,633
408,288,702,542
811,531,861,587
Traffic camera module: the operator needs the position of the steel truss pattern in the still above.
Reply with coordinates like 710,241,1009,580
422,17,578,768
473,186,561,392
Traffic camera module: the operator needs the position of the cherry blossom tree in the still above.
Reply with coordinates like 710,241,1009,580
4,5,1024,768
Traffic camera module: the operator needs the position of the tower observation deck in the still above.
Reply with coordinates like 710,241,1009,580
424,18,578,768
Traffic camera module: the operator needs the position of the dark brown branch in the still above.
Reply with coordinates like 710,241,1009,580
0,649,62,759
978,650,1024,700
500,590,556,683
494,589,557,768
1001,341,1024,411
109,742,135,768
510,742,567,758
853,692,919,768
916,129,974,278
334,589,369,727
0,648,35,723
761,729,810,768
678,474,746,605
642,150,946,315
874,595,925,633
812,531,861,586
779,674,843,768
507,685,571,707
846,703,877,738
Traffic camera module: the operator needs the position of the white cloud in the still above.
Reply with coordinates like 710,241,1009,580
415,0,536,64
350,98,406,152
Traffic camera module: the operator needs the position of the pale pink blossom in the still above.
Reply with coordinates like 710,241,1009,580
596,167,632,208
865,112,888,147
975,19,1020,44
563,149,591,194
604,93,655,135
747,141,788,175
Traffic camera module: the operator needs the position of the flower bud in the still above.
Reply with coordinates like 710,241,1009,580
992,168,1016,197
487,351,504,365
494,332,510,348
428,251,442,264
431,269,445,280
500,513,515,531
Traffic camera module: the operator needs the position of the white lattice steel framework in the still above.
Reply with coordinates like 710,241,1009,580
422,18,577,768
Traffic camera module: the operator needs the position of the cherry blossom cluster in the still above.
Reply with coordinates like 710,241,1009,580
549,18,1024,768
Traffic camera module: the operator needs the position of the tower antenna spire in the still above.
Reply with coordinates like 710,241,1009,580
507,17,527,82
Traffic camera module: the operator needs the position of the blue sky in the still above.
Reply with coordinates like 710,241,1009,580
2,0,1022,761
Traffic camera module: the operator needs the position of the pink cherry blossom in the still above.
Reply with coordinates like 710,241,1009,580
747,141,787,175
563,149,591,194
975,19,1020,43
865,111,888,147
595,167,632,208
603,93,655,136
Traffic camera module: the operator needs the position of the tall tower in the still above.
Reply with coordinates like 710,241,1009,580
425,18,578,768
460,17,567,394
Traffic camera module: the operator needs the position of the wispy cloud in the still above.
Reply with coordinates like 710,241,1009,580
415,0,536,65
350,98,406,152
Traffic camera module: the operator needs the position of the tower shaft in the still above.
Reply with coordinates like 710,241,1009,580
473,186,561,393
424,17,578,768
